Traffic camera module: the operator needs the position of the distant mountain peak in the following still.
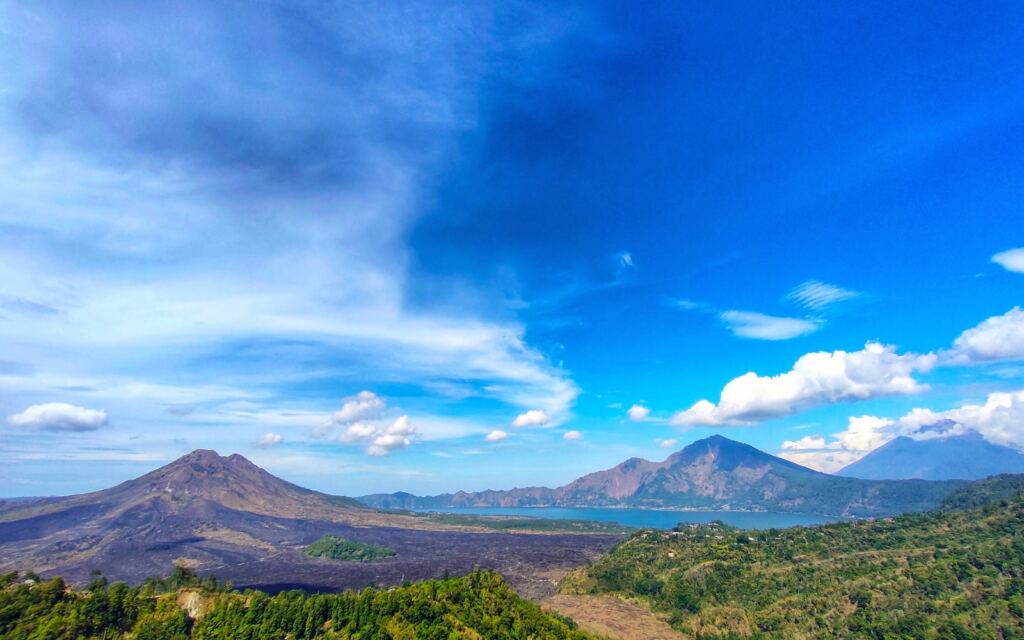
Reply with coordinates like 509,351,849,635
840,430,1024,480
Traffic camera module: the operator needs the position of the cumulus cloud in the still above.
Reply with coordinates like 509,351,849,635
7,403,108,432
332,391,385,423
321,391,417,456
257,432,283,447
947,307,1024,363
512,409,550,428
563,430,583,441
896,390,1024,449
628,404,651,421
367,416,415,457
484,429,508,442
657,438,678,449
777,415,895,472
992,248,1024,273
719,311,820,341
786,280,860,311
672,343,935,426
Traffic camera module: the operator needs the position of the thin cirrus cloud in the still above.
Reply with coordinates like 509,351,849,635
719,310,821,341
0,2,587,462
786,280,861,311
992,248,1024,273
669,280,859,342
7,403,109,432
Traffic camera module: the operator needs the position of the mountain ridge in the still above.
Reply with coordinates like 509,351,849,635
359,435,963,516
839,431,1024,480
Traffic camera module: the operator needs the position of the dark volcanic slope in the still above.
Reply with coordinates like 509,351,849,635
361,435,964,517
0,450,619,598
840,432,1024,480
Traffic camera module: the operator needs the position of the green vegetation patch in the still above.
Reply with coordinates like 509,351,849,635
0,568,594,639
303,534,396,561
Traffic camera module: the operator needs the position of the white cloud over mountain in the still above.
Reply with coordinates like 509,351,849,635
778,390,1024,472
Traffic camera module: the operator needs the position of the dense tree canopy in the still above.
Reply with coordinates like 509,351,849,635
0,568,592,640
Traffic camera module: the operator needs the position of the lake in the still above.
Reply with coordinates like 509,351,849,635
415,506,840,530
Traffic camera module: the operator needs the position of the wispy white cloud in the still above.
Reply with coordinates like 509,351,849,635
786,280,860,311
563,430,583,441
992,248,1024,273
719,310,820,341
656,438,678,449
0,1,584,479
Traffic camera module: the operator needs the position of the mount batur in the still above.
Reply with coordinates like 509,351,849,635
2,434,1006,597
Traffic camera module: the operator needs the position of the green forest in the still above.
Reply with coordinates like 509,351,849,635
303,535,397,562
561,481,1024,639
0,567,592,640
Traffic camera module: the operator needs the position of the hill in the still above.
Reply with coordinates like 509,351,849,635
839,431,1024,480
939,473,1024,511
361,435,964,517
0,450,620,597
0,567,594,639
561,487,1024,638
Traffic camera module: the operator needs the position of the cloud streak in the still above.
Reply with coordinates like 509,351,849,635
719,311,820,341
786,280,860,311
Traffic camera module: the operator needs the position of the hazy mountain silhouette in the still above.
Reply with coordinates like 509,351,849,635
840,431,1024,480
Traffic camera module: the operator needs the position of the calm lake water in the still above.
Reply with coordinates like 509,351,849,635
416,506,839,530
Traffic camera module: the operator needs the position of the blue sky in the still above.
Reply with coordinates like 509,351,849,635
1,1,1023,497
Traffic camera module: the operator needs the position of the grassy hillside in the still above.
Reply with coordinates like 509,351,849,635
0,567,594,639
562,495,1024,638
